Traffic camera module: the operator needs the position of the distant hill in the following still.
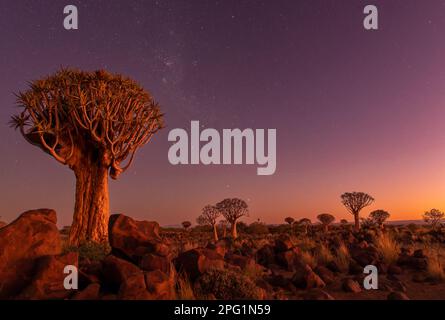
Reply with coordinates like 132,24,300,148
385,220,426,226
161,224,182,229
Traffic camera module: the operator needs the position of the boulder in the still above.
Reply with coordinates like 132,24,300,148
413,249,425,258
0,209,62,299
276,250,299,271
256,244,275,267
102,255,142,290
79,261,102,287
350,246,378,267
255,278,274,294
226,254,261,274
348,260,364,275
412,273,427,283
139,253,173,275
108,214,163,263
326,260,342,273
303,289,335,300
206,239,229,257
102,255,155,300
387,264,403,275
292,264,326,289
274,236,293,253
17,252,78,299
72,283,101,300
314,266,335,284
118,272,151,300
174,248,224,280
342,278,362,293
387,291,410,300
145,270,176,299
389,280,407,293
397,254,427,271
266,270,294,288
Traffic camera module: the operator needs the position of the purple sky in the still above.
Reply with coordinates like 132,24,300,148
1,0,445,227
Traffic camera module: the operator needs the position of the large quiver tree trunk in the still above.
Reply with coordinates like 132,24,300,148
68,150,110,245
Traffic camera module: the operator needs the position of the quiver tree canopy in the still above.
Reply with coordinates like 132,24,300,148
10,69,164,245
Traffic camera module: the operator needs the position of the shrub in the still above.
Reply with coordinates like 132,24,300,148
315,244,334,266
425,247,445,282
296,238,317,252
300,250,317,269
423,209,444,229
63,241,111,261
195,269,262,300
334,242,350,272
426,253,445,282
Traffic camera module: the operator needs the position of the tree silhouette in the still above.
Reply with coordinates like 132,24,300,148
423,209,444,229
197,205,221,241
216,198,248,239
182,221,192,230
284,217,295,225
341,192,374,232
10,69,163,245
317,213,335,232
369,209,390,228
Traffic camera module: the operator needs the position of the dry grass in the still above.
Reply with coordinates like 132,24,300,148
300,250,317,268
333,242,350,273
425,247,445,282
296,238,316,252
375,233,400,265
315,244,334,266
176,273,196,300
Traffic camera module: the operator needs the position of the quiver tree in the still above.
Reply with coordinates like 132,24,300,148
10,69,164,245
215,198,249,239
284,217,295,225
368,210,390,229
182,221,192,230
197,205,221,241
317,213,335,232
341,192,374,232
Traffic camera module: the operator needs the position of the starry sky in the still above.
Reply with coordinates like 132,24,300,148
1,0,445,227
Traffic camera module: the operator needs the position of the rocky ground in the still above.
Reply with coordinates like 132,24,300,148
0,209,444,300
